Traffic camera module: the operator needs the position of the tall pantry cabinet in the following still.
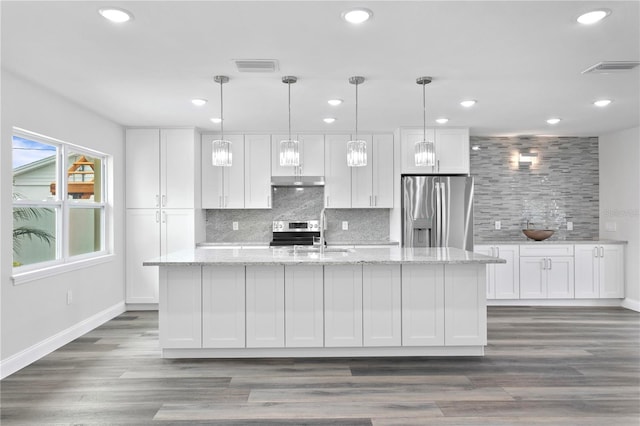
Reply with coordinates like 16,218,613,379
125,128,203,306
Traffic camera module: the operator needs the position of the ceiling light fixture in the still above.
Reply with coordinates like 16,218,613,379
323,118,336,124
347,76,367,167
436,118,449,124
328,99,343,106
191,99,207,106
460,100,476,108
577,9,611,25
280,76,300,167
210,117,222,123
593,99,612,107
546,118,561,125
342,8,373,24
211,76,232,167
98,7,133,23
415,76,435,167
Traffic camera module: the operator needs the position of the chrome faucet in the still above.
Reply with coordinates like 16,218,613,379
319,208,327,253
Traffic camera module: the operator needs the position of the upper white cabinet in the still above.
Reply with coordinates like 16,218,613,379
201,134,245,209
126,128,199,209
324,134,352,208
244,134,272,208
575,244,624,299
271,134,325,176
475,245,520,299
351,134,394,208
400,127,469,175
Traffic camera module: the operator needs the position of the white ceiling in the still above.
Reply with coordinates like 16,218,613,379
2,1,639,137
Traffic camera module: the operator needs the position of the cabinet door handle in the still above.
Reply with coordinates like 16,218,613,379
155,194,160,208
161,211,166,224
437,159,440,172
267,195,271,208
155,211,160,223
496,247,500,257
548,258,552,270
599,246,604,258
374,195,377,206
161,195,166,207
326,196,330,207
369,195,372,206
594,247,599,258
541,259,546,270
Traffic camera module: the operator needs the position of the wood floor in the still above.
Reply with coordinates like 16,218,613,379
2,306,639,425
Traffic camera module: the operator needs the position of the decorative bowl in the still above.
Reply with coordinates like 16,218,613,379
522,229,554,241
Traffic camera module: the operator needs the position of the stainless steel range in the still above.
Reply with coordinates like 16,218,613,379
270,220,320,246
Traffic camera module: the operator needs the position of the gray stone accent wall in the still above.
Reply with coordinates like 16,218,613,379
470,136,599,242
206,186,390,243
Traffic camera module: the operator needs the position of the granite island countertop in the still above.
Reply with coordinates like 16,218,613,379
144,246,505,267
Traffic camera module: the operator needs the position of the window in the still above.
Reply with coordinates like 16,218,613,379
12,128,110,272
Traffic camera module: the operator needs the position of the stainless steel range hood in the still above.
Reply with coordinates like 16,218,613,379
271,176,325,186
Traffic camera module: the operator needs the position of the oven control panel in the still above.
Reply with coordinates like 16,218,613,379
272,220,320,232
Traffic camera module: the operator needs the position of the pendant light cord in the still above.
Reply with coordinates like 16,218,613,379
220,80,224,139
422,81,426,141
288,81,292,141
355,81,359,140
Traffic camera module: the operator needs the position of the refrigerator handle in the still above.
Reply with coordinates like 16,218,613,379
442,180,450,247
435,182,442,247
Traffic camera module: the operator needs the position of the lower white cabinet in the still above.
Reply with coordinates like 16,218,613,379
444,264,487,346
401,264,445,346
475,245,520,299
159,266,202,348
324,265,363,347
520,256,574,299
362,264,401,346
202,265,246,348
285,265,324,347
246,265,285,348
575,244,624,298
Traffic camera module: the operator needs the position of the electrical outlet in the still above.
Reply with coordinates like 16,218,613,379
66,290,72,305
605,222,617,232
342,221,349,230
495,221,501,230
232,221,238,231
566,221,573,231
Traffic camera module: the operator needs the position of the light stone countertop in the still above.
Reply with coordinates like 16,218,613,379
475,239,627,245
144,246,505,267
197,241,399,247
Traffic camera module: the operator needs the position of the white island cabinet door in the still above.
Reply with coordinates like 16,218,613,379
159,266,202,349
363,264,401,346
324,265,363,347
246,265,285,348
401,264,445,346
285,265,324,348
202,266,246,348
444,264,487,346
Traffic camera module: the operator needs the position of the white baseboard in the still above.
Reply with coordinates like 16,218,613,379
0,302,125,380
487,299,623,307
621,298,640,312
126,303,158,311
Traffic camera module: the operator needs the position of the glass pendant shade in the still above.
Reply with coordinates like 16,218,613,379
415,140,435,167
212,139,232,166
279,139,300,166
347,139,367,167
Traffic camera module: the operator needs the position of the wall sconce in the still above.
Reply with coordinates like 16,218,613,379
518,152,538,167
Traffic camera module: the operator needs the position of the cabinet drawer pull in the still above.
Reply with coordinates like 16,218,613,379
548,258,552,270
155,211,160,223
155,194,160,208
162,195,166,207
594,247,599,258
599,246,604,258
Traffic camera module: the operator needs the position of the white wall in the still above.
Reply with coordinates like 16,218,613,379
1,70,126,376
599,126,640,311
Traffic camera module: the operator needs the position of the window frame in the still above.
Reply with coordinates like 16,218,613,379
11,127,111,282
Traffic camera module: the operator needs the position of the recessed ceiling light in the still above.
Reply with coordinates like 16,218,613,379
323,118,336,124
460,100,476,108
342,8,373,24
98,7,133,23
328,99,343,106
593,99,612,107
210,117,222,123
191,99,207,106
577,9,611,25
546,118,561,125
435,118,449,124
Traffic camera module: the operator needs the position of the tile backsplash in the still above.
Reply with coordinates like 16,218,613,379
470,135,599,241
205,186,390,243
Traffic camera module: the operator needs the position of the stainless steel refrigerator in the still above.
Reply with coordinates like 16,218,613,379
401,175,474,250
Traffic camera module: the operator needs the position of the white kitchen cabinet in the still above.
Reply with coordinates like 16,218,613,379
202,265,246,348
400,127,469,175
351,134,394,208
126,208,195,304
271,134,325,177
324,265,363,347
520,255,574,299
126,128,198,209
362,264,401,346
444,264,487,346
244,134,272,208
159,266,202,349
246,265,285,348
401,264,445,346
475,245,520,299
284,265,324,348
324,134,352,208
575,244,624,298
201,134,244,208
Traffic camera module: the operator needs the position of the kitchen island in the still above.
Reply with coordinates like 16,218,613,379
144,247,504,358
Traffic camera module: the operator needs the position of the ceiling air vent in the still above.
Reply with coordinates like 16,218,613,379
582,61,640,74
234,59,279,73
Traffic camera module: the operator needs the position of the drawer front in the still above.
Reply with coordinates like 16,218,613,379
519,244,573,257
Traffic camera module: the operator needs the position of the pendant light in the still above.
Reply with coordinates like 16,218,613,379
415,76,435,167
347,76,367,167
280,76,300,167
212,75,232,166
